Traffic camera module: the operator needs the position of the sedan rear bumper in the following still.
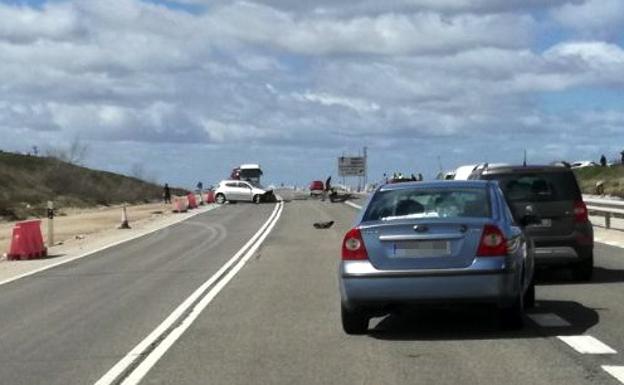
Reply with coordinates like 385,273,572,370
340,259,520,308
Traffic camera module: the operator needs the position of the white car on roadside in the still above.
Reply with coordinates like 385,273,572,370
571,161,598,169
214,180,275,204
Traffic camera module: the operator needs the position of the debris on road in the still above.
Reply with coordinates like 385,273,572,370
313,221,334,229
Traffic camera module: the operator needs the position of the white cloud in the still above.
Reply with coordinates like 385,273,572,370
209,2,536,55
546,41,624,65
552,0,624,39
191,0,577,15
292,92,380,113
0,0,623,185
0,2,82,43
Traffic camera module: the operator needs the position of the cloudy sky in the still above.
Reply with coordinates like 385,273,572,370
1,0,623,187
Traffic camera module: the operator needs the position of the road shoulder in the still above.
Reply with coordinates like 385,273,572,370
0,204,220,286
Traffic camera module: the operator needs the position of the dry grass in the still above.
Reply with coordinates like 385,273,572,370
0,152,186,220
574,165,624,198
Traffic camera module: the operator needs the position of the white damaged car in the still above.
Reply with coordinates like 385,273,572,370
214,180,277,204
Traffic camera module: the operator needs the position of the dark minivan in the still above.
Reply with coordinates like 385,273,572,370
469,165,593,280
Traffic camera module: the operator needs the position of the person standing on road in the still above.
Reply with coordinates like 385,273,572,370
600,154,607,167
322,176,332,202
621,150,624,164
163,183,171,204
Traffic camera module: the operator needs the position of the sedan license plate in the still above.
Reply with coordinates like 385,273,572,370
393,240,451,258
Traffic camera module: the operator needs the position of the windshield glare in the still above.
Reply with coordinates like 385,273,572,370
364,188,491,221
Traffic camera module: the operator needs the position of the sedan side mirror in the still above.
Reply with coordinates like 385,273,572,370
520,214,541,227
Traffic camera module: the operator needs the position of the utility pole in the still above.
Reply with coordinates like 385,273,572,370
363,146,368,191
523,149,527,166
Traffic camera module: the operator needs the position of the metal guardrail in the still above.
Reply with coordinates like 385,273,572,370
584,196,624,229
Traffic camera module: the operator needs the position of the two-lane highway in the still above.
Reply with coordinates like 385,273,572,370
130,200,624,385
0,203,276,385
3,199,624,384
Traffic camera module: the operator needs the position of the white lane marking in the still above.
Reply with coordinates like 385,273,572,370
603,366,624,384
528,313,571,327
594,235,624,249
557,335,617,354
120,202,284,385
345,201,362,210
594,230,624,248
0,205,220,288
94,202,283,385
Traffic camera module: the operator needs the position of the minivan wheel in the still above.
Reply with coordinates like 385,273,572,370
341,304,369,335
215,194,226,204
499,295,525,330
523,283,536,309
572,256,593,282
253,194,261,204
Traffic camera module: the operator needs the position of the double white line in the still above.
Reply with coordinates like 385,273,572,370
95,201,284,385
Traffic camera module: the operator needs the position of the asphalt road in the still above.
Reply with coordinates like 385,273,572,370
0,203,275,385
138,200,624,385
2,199,624,384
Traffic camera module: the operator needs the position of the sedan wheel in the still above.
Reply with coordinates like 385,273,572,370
523,283,536,309
215,194,226,204
253,195,261,204
341,304,369,335
499,294,525,330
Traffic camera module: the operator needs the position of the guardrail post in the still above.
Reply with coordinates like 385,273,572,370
605,212,611,229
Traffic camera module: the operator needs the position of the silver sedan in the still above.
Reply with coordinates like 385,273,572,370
339,180,535,334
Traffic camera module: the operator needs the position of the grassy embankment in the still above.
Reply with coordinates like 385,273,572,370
0,151,185,220
574,165,624,198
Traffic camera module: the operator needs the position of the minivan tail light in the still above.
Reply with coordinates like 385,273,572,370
574,201,589,223
477,224,508,257
342,228,369,260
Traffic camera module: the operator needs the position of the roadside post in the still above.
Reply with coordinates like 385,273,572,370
47,201,54,247
118,204,131,229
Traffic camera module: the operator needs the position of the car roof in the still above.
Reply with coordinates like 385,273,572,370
220,179,249,183
379,180,492,192
239,164,261,170
478,164,571,174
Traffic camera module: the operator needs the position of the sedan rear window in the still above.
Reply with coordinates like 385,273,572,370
482,172,581,202
363,188,491,221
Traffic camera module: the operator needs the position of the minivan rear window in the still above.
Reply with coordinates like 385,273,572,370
481,172,581,202
363,188,491,221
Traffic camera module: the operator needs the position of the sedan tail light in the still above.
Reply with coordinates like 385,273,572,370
574,201,589,223
342,228,369,260
477,224,508,257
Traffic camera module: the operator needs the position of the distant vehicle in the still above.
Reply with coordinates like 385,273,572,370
214,180,276,204
442,171,456,180
309,180,324,197
468,164,593,280
388,173,423,184
570,161,598,169
452,165,478,180
453,164,509,180
339,180,535,334
230,164,263,185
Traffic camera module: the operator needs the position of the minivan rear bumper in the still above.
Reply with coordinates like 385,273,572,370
531,225,593,265
339,259,520,308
